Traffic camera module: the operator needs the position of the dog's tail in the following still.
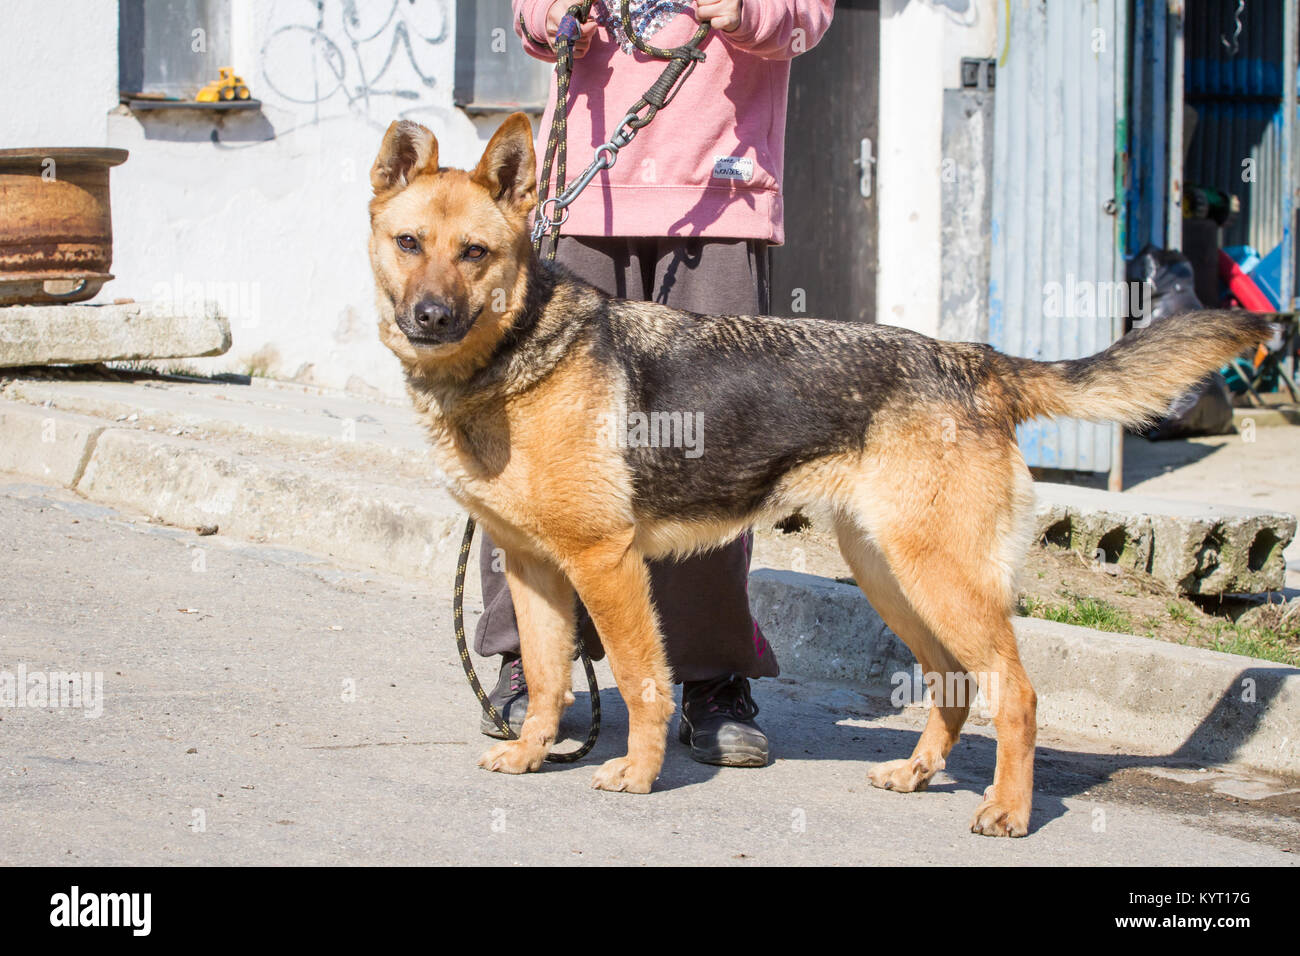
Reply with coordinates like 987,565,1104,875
994,310,1270,427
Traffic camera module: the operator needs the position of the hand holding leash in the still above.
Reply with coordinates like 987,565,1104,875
545,0,598,56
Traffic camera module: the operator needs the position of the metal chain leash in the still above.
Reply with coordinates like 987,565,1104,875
455,2,709,762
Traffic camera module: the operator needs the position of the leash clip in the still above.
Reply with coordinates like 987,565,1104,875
531,200,569,245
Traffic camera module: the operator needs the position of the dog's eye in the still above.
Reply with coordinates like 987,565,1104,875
463,244,488,261
395,234,420,252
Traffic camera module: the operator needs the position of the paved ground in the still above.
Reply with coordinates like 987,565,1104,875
2,477,1296,865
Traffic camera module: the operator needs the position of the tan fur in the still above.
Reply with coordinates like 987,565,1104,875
369,114,1269,837
996,312,1266,427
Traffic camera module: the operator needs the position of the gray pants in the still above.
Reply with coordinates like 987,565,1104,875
473,236,780,683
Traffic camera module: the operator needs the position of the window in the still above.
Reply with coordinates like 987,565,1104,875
119,0,232,98
453,0,552,113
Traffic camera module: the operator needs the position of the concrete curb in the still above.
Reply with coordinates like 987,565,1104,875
5,399,1298,778
77,428,467,579
1,401,466,580
0,402,104,487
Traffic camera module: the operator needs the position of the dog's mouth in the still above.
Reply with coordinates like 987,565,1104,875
402,330,454,346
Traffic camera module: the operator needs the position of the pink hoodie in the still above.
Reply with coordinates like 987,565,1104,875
514,1,834,244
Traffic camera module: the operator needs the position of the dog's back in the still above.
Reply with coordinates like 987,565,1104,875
555,268,1267,532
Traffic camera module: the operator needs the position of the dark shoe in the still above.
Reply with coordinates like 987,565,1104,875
678,674,770,767
479,653,528,739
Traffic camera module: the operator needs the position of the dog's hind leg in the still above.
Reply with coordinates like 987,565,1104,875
836,524,970,793
478,549,577,775
562,533,675,794
963,630,1037,837
838,438,1039,836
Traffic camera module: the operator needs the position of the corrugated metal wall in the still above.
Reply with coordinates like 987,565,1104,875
1128,0,1171,254
1185,0,1289,256
989,0,1126,472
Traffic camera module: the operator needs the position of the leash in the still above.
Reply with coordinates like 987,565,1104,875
455,1,709,762
530,0,710,257
453,515,600,762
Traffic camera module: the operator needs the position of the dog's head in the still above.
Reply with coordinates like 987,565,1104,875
368,112,537,378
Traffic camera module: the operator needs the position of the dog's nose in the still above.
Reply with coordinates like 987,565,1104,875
412,297,453,332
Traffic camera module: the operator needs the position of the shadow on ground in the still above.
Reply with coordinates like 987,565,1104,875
543,661,1299,837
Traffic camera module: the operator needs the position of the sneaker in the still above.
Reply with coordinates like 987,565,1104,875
479,653,528,739
678,674,770,767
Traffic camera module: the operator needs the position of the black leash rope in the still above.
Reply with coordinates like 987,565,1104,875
453,515,601,762
455,2,709,762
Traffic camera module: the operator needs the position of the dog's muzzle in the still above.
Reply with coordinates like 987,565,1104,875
397,296,474,345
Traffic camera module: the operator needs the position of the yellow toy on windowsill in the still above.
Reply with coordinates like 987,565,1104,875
196,67,251,102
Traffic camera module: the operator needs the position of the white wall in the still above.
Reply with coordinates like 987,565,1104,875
0,0,119,147
877,0,996,337
3,0,500,397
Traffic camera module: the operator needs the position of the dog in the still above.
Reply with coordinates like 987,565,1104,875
368,112,1269,837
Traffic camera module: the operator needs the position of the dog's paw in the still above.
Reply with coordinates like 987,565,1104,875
590,756,656,794
867,755,943,793
969,789,1030,837
477,739,546,775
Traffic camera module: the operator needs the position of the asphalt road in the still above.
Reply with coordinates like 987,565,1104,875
1,477,1296,865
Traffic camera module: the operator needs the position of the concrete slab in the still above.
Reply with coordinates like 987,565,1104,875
0,302,231,367
1233,405,1300,429
4,483,1295,861
1034,481,1295,595
1123,429,1300,589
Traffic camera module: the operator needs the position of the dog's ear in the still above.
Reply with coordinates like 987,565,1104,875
371,120,439,194
471,112,537,219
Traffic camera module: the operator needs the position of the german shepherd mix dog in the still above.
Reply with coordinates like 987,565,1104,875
369,113,1268,837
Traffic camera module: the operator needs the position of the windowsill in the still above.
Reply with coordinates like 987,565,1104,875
122,96,262,112
455,100,546,116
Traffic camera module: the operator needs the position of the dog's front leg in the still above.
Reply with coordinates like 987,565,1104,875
478,549,576,775
565,536,674,793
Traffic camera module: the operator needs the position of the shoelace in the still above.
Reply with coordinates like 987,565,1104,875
692,675,759,721
506,657,526,695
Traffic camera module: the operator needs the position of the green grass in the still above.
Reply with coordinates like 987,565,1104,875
1203,603,1300,666
1017,594,1133,634
1018,590,1300,666
1206,625,1300,667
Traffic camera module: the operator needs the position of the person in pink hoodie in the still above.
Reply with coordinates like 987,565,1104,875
475,0,835,767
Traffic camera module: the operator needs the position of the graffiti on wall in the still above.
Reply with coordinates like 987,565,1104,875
261,0,450,120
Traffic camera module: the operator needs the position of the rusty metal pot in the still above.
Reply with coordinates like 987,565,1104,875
0,147,129,306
